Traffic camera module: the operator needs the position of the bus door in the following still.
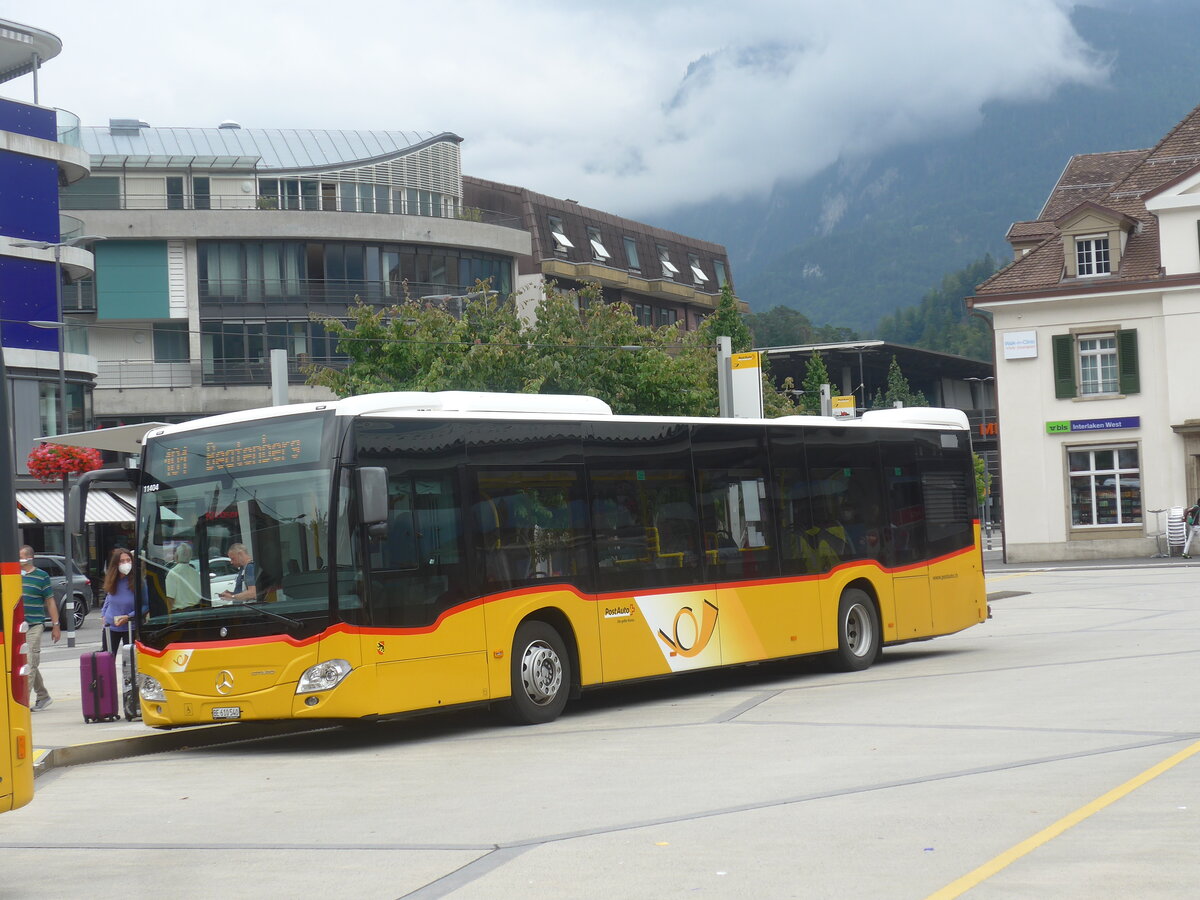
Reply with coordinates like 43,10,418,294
694,425,786,664
587,422,715,681
918,433,980,634
356,420,486,712
883,446,933,639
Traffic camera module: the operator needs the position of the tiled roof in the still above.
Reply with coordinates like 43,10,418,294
1005,220,1055,241
971,115,1200,298
1037,149,1148,220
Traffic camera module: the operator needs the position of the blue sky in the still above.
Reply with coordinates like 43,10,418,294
4,0,1110,216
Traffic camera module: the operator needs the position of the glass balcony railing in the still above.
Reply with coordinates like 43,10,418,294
197,280,507,307
55,108,82,147
59,190,525,229
94,357,347,389
59,213,84,242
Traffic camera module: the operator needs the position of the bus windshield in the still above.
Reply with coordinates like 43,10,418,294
136,413,344,646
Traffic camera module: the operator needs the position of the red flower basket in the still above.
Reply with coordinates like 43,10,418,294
27,443,103,483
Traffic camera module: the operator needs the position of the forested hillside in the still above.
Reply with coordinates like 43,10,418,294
658,1,1200,333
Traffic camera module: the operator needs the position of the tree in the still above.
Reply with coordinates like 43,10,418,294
699,282,753,353
797,350,831,414
870,355,928,408
973,453,992,507
875,256,998,361
307,280,798,417
745,304,860,348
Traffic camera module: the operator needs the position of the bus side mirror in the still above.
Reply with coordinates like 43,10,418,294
358,467,388,538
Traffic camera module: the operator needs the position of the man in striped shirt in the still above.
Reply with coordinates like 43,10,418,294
19,545,59,711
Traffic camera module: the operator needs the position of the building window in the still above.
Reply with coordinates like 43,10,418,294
166,176,185,210
633,303,654,326
1078,334,1118,394
547,216,573,252
688,253,709,285
1052,329,1139,399
1068,445,1141,527
59,175,122,210
658,245,678,278
153,323,189,362
587,227,610,261
713,259,728,288
623,237,641,271
656,308,678,327
1075,236,1110,276
193,177,211,210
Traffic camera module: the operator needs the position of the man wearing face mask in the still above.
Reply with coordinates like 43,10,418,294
101,547,136,652
19,545,59,711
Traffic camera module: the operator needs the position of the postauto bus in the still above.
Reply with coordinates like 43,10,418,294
1,558,34,812
125,391,987,728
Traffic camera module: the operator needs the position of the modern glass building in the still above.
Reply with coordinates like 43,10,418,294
0,18,113,552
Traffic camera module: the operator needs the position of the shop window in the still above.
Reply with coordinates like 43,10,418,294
1068,445,1141,527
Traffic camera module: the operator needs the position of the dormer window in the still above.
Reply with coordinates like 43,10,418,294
587,226,610,261
658,245,678,278
688,253,708,284
623,236,641,270
548,215,573,252
1076,235,1110,276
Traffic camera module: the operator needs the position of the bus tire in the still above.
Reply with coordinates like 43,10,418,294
502,621,570,725
833,588,880,672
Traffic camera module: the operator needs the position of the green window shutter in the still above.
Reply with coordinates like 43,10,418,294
1052,334,1077,399
1117,328,1140,394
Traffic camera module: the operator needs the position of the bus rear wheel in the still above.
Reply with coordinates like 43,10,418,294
833,588,880,671
501,621,570,725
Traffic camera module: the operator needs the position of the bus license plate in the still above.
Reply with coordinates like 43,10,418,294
211,707,241,720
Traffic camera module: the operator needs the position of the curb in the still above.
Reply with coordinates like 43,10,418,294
33,720,341,776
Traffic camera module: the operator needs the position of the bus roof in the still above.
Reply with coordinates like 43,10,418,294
142,392,969,443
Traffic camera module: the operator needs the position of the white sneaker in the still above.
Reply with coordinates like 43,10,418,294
32,696,53,711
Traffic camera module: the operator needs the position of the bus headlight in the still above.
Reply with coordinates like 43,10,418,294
296,659,351,694
138,674,165,701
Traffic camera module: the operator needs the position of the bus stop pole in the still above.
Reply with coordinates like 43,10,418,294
716,336,732,418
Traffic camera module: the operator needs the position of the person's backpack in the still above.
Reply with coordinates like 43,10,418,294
1187,505,1200,527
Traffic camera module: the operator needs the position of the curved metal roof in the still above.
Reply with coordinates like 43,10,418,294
0,17,62,84
80,125,462,171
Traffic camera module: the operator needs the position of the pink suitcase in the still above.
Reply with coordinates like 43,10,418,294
81,651,119,722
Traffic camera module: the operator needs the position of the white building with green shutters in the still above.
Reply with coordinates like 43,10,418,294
970,102,1200,562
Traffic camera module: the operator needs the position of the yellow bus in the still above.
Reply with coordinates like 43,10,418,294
1,342,33,812
1,561,33,812
119,392,986,728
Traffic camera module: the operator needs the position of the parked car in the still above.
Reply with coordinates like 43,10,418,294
32,555,94,630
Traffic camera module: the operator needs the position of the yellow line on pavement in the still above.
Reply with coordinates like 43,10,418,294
926,739,1200,900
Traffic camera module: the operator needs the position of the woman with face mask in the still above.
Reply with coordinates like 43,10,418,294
101,548,137,652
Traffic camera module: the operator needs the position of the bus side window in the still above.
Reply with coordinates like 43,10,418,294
474,468,588,591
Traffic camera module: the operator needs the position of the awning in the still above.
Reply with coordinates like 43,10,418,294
15,489,136,525
37,422,171,455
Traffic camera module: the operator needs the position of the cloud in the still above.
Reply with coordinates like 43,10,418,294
14,0,1106,216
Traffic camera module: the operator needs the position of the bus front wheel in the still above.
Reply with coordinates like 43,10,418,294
834,589,880,671
502,621,570,725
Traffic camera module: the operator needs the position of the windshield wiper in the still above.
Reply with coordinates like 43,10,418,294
230,602,303,631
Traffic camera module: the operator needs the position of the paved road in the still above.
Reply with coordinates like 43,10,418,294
3,563,1199,899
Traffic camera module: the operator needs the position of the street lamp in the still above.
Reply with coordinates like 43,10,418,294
11,235,105,647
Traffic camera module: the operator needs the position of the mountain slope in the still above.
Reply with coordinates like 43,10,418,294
656,2,1200,329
